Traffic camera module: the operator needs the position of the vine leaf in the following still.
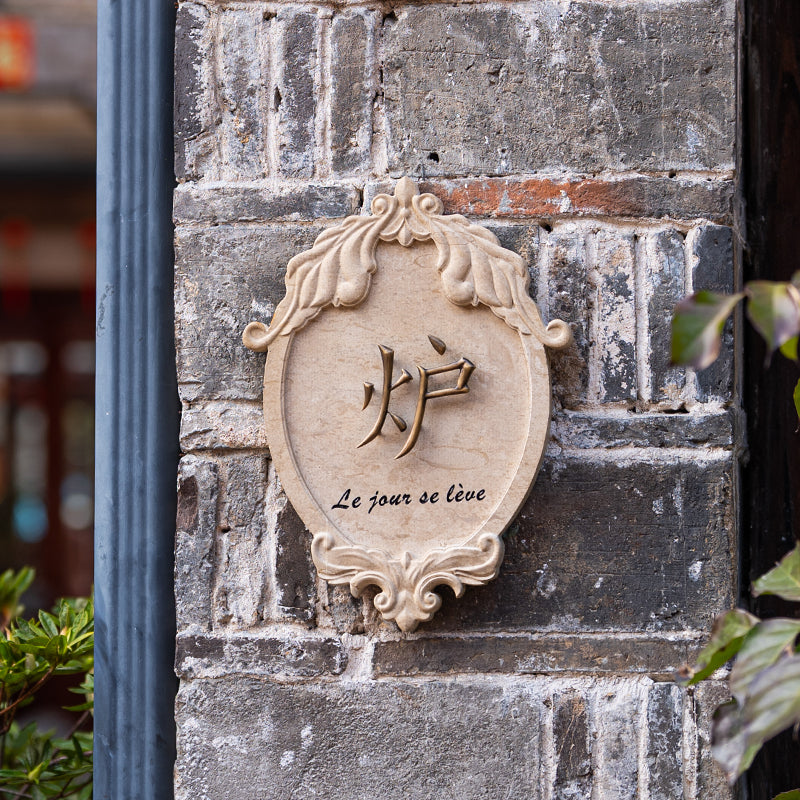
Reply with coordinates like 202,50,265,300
677,608,758,686
746,281,800,355
712,655,800,781
729,619,800,702
753,543,800,601
794,377,800,424
671,290,744,369
780,336,798,361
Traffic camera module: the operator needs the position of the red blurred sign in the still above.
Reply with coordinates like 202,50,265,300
0,18,34,90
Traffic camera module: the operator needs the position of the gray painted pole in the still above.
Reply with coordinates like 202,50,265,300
95,1,178,797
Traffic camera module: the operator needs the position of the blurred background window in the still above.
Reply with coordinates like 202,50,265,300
0,0,96,610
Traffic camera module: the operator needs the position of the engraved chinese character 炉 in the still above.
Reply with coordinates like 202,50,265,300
359,334,475,458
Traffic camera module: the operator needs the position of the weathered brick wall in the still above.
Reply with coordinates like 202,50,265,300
173,2,739,797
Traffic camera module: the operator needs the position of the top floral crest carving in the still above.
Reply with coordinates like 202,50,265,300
243,177,571,353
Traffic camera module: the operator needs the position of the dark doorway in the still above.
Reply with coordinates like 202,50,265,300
742,0,800,794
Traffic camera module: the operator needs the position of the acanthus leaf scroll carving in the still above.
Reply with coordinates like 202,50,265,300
243,177,571,352
244,177,571,632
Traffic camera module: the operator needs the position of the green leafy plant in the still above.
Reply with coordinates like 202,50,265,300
673,275,800,793
678,546,800,782
0,568,93,800
672,273,800,416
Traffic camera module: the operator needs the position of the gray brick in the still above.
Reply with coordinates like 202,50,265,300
695,681,737,799
373,634,698,678
692,225,736,402
593,682,644,799
215,9,267,179
382,2,734,176
648,230,687,403
180,400,267,453
175,456,218,634
274,499,316,624
546,224,590,407
553,690,592,800
331,12,377,175
175,633,346,679
646,682,684,800
211,455,271,629
175,678,544,800
174,3,212,180
173,183,361,225
551,409,735,450
276,10,317,177
174,224,323,402
365,176,736,224
594,230,637,402
422,458,735,633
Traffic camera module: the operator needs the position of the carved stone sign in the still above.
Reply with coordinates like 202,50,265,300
244,178,569,631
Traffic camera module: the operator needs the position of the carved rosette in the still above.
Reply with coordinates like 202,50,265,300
244,177,569,631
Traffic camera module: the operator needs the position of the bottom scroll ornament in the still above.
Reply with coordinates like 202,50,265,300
311,530,504,632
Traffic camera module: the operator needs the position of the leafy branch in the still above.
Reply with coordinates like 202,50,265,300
672,275,800,796
672,273,800,417
0,570,93,800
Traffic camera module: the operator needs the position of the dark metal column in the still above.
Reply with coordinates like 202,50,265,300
95,1,178,797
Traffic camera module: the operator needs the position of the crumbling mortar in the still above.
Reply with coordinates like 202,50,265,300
314,8,333,178
633,232,651,404
682,687,699,799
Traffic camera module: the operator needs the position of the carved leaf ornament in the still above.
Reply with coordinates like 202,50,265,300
244,177,569,631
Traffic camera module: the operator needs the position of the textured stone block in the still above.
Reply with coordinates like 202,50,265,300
180,400,267,452
275,10,317,177
423,457,735,633
594,230,637,402
551,409,735,450
372,633,698,678
273,498,316,624
175,456,218,634
647,682,684,800
175,678,545,800
382,2,735,175
418,176,735,223
647,229,688,404
175,633,346,679
211,455,271,629
331,12,377,174
692,225,736,402
553,690,592,800
174,3,213,180
545,224,590,407
593,681,645,798
174,224,322,402
695,681,736,799
215,8,267,179
173,183,361,224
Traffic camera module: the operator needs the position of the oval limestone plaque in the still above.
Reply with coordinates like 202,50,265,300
244,178,570,631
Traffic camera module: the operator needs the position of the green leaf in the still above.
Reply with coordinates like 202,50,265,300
677,608,759,685
672,291,744,369
730,619,800,702
746,281,800,354
38,611,58,639
780,336,799,361
753,543,800,601
712,700,762,781
712,655,800,780
773,791,800,800
794,378,800,424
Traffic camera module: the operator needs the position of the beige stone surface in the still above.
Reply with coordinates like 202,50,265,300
245,178,569,630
